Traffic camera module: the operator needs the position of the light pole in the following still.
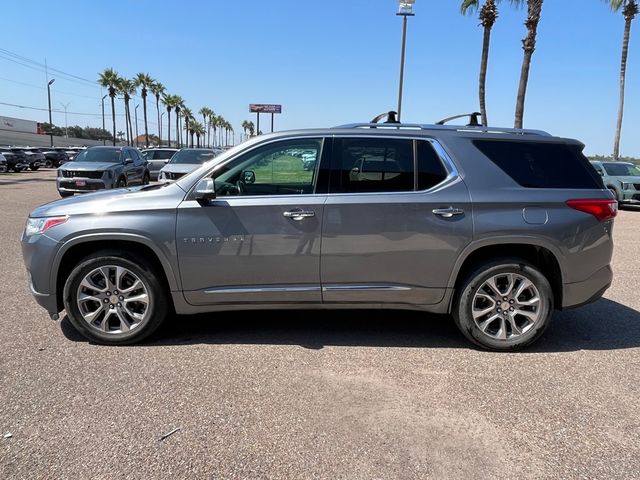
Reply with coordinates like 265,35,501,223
160,112,165,146
47,79,55,147
101,94,108,145
396,0,415,122
59,102,71,138
134,104,140,147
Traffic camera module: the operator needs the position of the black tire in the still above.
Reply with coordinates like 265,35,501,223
59,192,74,198
608,187,619,201
452,258,553,351
63,252,169,345
30,165,40,171
142,172,150,185
116,177,127,188
44,160,53,168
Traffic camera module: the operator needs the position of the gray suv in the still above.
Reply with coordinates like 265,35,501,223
57,146,150,197
590,160,640,205
22,115,616,350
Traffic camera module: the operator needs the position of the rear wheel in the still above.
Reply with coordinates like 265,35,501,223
30,165,40,171
453,259,553,351
116,177,127,188
142,172,150,185
63,253,168,345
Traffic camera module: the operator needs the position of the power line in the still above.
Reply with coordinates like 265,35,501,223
0,48,99,87
0,77,102,100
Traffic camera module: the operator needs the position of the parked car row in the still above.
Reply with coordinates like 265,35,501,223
0,146,85,172
590,160,640,205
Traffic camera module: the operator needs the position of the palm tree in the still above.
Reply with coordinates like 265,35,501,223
514,0,543,129
181,106,193,147
191,122,205,148
247,121,255,137
241,120,250,141
117,77,136,146
174,96,184,147
134,73,154,147
117,130,125,142
199,107,213,147
461,0,500,126
150,81,165,145
609,0,639,160
98,68,119,146
162,93,178,147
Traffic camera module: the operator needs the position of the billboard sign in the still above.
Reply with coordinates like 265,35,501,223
249,104,282,114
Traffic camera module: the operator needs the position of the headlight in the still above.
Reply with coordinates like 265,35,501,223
24,216,68,237
622,182,634,190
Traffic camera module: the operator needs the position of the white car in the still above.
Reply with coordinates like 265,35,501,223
158,148,217,183
141,148,178,180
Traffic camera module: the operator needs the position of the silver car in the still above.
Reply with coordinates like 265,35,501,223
157,148,217,183
141,148,178,181
21,115,616,350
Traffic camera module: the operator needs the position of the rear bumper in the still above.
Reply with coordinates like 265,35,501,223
562,265,612,309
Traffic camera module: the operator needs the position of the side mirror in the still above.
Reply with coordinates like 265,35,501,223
194,178,216,201
124,158,133,164
241,170,256,184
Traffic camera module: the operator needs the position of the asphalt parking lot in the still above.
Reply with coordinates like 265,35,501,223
1,169,639,479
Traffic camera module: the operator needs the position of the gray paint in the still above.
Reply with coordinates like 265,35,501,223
22,125,614,319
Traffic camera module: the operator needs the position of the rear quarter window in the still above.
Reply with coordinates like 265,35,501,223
473,140,603,189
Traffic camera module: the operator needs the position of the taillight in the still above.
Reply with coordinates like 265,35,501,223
566,199,618,221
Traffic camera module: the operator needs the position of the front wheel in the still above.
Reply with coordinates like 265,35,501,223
63,253,168,345
116,177,127,188
142,172,150,185
30,165,40,171
453,259,553,351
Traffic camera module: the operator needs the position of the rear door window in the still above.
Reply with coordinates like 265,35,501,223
473,140,603,189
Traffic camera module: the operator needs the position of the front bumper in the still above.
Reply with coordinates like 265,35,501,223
22,232,62,316
57,177,111,193
562,265,613,309
619,189,640,204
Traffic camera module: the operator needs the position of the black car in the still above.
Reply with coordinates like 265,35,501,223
11,148,43,171
0,149,27,172
41,149,69,168
0,154,7,173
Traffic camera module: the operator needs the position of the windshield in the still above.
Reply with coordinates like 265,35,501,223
73,148,121,163
603,163,640,176
169,149,215,165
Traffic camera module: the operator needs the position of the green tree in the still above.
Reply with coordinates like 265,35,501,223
162,93,179,147
199,107,214,147
174,96,184,147
98,68,119,146
609,0,639,160
150,81,165,145
117,77,136,146
181,106,193,147
461,0,500,126
514,0,544,129
191,121,205,148
134,73,154,147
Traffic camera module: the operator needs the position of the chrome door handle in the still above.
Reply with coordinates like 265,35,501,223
432,207,464,218
283,209,315,221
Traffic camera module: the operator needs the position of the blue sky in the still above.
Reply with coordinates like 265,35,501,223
1,0,638,156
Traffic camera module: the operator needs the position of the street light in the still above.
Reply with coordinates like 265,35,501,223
59,102,71,138
396,0,415,122
47,79,55,147
134,104,140,147
101,94,108,145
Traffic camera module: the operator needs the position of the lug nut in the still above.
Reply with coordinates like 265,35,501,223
509,300,515,304
103,298,109,303
106,291,111,296
114,291,118,295
117,303,121,307
109,305,114,309
503,311,508,316
497,308,502,312
119,296,124,301
510,307,514,311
